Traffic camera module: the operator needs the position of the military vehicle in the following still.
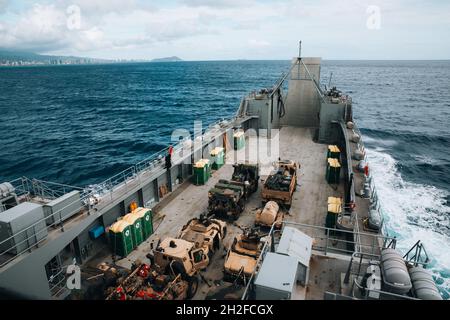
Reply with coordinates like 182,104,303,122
207,180,245,220
255,201,283,229
178,214,227,258
230,162,260,198
147,237,207,296
261,160,298,208
223,228,267,282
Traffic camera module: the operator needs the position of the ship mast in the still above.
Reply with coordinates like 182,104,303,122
298,40,302,59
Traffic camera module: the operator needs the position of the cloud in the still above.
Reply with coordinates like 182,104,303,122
0,4,68,51
181,0,255,8
0,0,9,13
248,39,270,48
0,0,449,59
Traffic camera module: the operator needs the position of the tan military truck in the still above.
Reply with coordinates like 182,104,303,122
255,201,283,229
147,237,209,298
178,214,227,258
151,237,209,275
261,160,298,209
223,228,268,282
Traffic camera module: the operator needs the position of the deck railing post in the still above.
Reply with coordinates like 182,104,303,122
59,210,65,232
343,255,354,284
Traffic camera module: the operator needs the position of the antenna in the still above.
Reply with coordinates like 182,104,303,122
328,72,333,89
298,41,302,59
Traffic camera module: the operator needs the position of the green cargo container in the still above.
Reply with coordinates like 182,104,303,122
123,213,144,248
327,145,340,159
109,220,134,257
193,159,210,185
233,131,245,150
326,158,341,184
211,147,225,170
132,207,153,239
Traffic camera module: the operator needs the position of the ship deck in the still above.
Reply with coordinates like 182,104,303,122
110,126,348,299
0,125,380,300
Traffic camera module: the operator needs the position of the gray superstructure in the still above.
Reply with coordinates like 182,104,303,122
0,50,441,300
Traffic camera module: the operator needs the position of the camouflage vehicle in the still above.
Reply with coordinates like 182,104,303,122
223,228,268,282
150,238,209,275
178,214,227,258
147,237,209,297
208,180,245,220
261,160,298,208
230,162,260,198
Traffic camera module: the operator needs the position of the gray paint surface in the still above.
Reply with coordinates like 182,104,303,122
319,102,346,143
282,58,321,128
0,202,47,254
254,252,298,300
43,190,81,226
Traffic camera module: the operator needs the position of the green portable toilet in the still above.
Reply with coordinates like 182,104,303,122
325,202,342,231
326,158,341,184
233,131,245,150
109,220,134,257
123,213,144,248
132,207,153,239
204,159,211,179
210,147,225,170
327,145,340,159
193,159,210,185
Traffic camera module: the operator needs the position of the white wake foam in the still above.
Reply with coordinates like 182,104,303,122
366,147,450,298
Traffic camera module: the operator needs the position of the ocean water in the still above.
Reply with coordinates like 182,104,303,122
0,60,449,297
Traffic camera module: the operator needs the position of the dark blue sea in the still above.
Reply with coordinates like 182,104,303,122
0,60,449,297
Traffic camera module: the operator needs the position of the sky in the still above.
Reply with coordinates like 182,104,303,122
0,0,449,60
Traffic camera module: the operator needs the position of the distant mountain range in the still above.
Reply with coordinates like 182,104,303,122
0,50,114,66
150,56,183,62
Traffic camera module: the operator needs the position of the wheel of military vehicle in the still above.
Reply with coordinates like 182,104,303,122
222,226,227,238
187,275,199,299
167,261,187,279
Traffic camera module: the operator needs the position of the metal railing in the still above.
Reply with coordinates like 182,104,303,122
352,123,391,238
403,240,430,267
344,251,424,300
241,220,396,300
